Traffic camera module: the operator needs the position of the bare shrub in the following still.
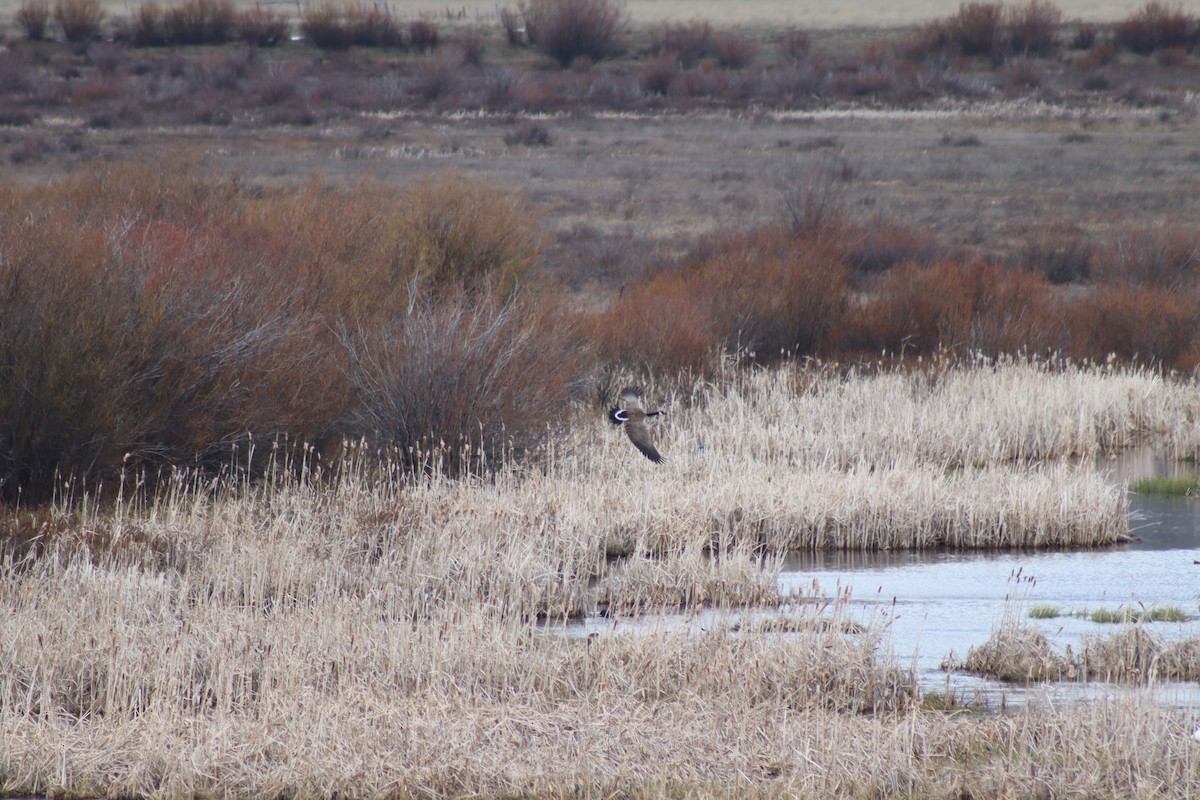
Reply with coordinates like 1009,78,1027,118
637,51,678,95
300,0,351,49
409,15,439,51
1091,224,1199,289
652,18,711,68
1114,1,1196,54
338,290,582,473
1007,0,1062,56
128,1,166,45
162,0,235,44
53,0,104,43
842,261,1054,358
345,2,403,47
1070,21,1097,49
780,25,811,60
713,30,756,68
458,27,487,66
499,5,524,45
1063,285,1199,370
503,119,551,146
0,165,336,501
949,2,1006,57
411,48,463,102
1016,221,1093,284
236,6,290,47
1005,57,1041,88
15,0,51,40
522,0,626,67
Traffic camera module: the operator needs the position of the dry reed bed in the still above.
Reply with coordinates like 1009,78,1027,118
685,357,1200,469
4,359,1200,797
953,621,1200,684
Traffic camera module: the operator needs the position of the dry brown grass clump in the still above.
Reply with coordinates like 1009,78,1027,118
951,622,1200,684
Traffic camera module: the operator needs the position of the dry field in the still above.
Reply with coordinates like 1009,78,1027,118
4,0,1200,26
5,0,1200,796
5,360,1200,797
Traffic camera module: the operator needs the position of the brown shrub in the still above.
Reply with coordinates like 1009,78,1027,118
949,2,1007,57
503,119,552,146
587,271,717,376
128,1,166,46
591,223,851,373
522,0,626,67
637,51,679,95
652,19,712,68
236,6,290,47
499,5,525,45
1070,22,1098,49
300,0,351,49
337,289,584,474
780,26,811,60
409,15,439,50
1062,285,1199,369
15,0,51,40
0,166,333,501
845,219,943,275
0,164,562,500
1015,221,1094,284
1114,1,1196,54
53,0,104,43
1007,0,1062,56
411,49,464,103
347,3,404,47
1005,57,1041,89
1090,224,1199,289
458,27,487,66
713,31,756,69
841,260,1055,358
162,0,236,44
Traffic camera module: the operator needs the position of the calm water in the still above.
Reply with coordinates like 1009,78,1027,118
560,449,1200,707
779,450,1200,705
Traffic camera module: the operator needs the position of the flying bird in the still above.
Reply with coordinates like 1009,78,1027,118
608,387,665,463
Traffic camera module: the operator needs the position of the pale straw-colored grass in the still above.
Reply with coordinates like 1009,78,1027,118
4,357,1200,797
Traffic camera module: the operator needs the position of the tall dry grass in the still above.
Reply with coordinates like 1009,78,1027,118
5,357,1200,796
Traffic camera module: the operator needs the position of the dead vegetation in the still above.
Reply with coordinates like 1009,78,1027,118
4,356,1200,796
3,2,1200,796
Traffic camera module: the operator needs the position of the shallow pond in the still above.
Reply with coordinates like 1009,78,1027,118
779,449,1200,707
558,449,1200,708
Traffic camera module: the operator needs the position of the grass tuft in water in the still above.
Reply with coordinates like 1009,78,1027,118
1130,475,1200,497
1088,605,1190,624
1027,604,1060,619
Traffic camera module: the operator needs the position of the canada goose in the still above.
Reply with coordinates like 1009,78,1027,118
608,387,665,463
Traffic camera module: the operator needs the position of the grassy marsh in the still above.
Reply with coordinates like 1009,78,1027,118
4,1,1200,795
5,360,1200,796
